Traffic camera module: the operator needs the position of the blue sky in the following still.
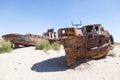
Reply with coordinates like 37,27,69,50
0,0,120,42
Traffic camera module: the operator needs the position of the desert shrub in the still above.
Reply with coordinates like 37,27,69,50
114,42,120,45
107,53,116,57
0,39,12,54
35,40,61,52
35,40,51,51
51,41,61,50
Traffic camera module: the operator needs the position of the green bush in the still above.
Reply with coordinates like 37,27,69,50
35,40,61,52
0,39,12,54
51,41,61,50
35,40,51,51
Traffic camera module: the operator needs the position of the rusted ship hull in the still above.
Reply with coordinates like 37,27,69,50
2,34,44,47
2,29,58,48
58,24,113,66
60,36,111,66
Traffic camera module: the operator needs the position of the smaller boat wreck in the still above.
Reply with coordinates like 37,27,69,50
58,24,114,66
2,24,114,66
2,29,58,48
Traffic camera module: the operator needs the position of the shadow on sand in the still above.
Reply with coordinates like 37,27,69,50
31,56,68,72
31,55,97,72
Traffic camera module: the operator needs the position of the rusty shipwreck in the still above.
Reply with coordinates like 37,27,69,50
58,24,114,66
2,24,114,66
2,29,58,48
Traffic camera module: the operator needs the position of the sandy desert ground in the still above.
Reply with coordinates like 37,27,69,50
0,45,120,80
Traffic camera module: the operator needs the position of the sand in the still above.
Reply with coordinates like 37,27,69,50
0,45,120,80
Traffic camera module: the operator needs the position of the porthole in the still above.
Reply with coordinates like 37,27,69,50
62,30,65,34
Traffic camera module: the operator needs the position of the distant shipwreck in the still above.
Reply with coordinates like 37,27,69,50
2,24,114,66
2,29,58,48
